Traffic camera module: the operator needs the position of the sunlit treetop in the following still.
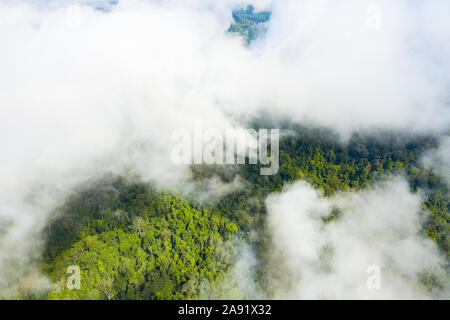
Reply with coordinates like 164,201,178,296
228,5,271,45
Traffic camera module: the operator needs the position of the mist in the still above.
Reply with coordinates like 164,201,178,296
422,136,450,187
0,0,449,297
263,177,447,299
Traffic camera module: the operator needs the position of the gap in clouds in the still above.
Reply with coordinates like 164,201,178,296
0,0,449,298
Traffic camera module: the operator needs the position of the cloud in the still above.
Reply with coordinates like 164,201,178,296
0,0,449,297
257,0,450,136
265,177,447,299
0,1,240,295
182,175,245,202
421,135,450,187
200,243,263,299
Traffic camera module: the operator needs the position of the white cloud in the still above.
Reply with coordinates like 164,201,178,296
0,0,449,297
266,178,447,299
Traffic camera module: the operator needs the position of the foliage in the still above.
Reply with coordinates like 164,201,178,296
228,5,271,44
43,123,449,299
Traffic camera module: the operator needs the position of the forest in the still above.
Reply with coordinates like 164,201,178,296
3,2,448,300
228,5,271,44
37,123,448,299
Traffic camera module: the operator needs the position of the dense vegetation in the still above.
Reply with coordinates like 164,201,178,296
43,181,240,300
40,122,449,299
34,7,448,300
228,5,271,44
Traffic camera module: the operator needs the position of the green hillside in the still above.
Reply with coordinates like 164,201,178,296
228,5,271,44
39,124,449,299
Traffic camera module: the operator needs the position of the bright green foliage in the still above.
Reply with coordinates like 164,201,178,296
202,125,448,264
44,184,240,300
42,123,449,299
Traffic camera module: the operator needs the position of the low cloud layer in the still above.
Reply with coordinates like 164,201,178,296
0,0,449,297
264,177,447,299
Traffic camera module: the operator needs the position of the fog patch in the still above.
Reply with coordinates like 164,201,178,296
265,177,447,299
